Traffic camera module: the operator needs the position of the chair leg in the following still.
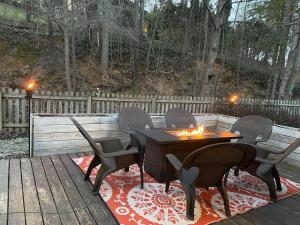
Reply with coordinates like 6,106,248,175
138,162,144,189
272,167,282,191
183,184,196,220
92,164,113,195
165,161,174,193
261,175,277,202
124,144,134,172
234,166,240,176
139,147,145,164
223,169,230,187
85,155,101,180
217,183,231,217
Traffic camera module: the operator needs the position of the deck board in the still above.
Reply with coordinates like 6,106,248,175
8,159,26,225
50,155,97,225
21,158,43,225
41,157,79,225
0,159,9,225
61,154,117,225
0,156,299,225
31,158,61,225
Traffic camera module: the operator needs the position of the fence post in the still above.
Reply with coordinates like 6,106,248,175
0,91,2,132
87,95,92,113
151,97,156,113
210,97,215,113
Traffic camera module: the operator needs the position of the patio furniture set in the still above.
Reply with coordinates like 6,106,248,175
70,108,300,221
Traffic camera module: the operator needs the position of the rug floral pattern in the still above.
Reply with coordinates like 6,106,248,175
73,156,300,225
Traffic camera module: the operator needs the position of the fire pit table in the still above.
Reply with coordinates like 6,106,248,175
136,128,241,183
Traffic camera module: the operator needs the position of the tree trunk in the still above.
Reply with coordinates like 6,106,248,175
64,26,72,92
71,29,77,90
132,0,142,93
24,0,32,22
235,0,247,92
279,24,300,99
271,0,293,99
201,10,209,65
284,33,300,99
201,0,231,96
101,25,109,78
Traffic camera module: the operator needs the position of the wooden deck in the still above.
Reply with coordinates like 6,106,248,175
0,154,299,225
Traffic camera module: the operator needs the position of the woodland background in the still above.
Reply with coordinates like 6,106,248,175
1,0,300,99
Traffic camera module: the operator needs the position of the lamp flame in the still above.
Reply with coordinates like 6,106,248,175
176,125,205,137
230,95,238,103
25,80,36,91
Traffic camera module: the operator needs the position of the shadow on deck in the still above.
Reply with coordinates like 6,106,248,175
0,154,299,225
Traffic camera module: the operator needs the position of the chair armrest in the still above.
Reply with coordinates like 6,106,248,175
94,137,121,143
254,144,285,154
165,154,182,171
121,128,136,135
254,139,268,145
103,149,139,158
255,157,276,165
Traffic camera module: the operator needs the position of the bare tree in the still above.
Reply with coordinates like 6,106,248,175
278,21,300,99
201,0,232,96
284,24,300,99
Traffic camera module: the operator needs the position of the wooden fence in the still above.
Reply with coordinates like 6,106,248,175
0,88,213,133
1,88,300,133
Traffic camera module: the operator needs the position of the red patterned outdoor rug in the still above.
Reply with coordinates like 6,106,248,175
73,155,300,225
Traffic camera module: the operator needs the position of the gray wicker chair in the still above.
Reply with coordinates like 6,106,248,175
70,117,144,194
231,115,273,145
165,108,197,129
165,143,256,220
229,115,274,175
118,107,154,165
225,138,300,201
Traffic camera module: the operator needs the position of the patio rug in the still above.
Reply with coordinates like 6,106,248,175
72,155,300,225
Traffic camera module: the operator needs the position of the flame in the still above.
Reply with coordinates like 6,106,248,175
176,125,205,137
230,95,238,103
26,80,36,91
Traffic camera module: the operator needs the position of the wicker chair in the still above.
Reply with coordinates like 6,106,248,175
225,138,300,201
118,107,154,164
70,117,144,194
229,115,274,177
231,115,273,145
165,108,197,129
165,143,256,220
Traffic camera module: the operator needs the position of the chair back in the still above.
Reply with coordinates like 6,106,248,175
182,143,256,187
165,108,197,129
70,117,104,156
274,137,300,164
231,115,273,144
118,107,154,130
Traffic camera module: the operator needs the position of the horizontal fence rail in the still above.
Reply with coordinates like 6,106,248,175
1,88,300,133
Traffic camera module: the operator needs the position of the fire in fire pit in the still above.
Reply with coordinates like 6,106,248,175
176,125,205,137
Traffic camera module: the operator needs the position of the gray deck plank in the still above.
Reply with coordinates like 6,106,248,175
0,159,9,225
61,154,117,225
229,215,257,225
41,157,80,225
254,202,297,225
271,196,300,221
31,158,61,225
20,158,44,225
291,193,300,201
50,155,98,225
8,159,26,225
